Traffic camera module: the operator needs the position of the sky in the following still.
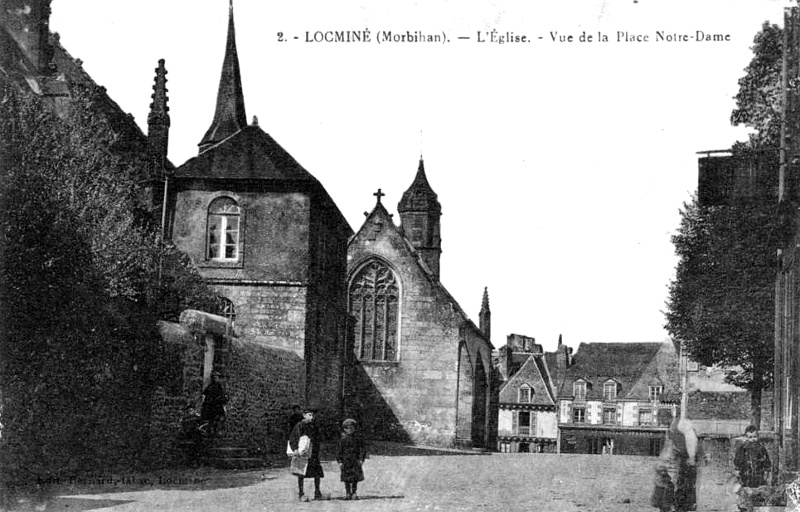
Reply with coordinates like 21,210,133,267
49,0,792,353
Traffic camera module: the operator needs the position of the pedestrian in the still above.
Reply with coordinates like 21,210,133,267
652,412,699,512
734,425,771,510
286,404,303,439
178,404,204,465
288,406,324,501
337,418,367,500
200,371,228,437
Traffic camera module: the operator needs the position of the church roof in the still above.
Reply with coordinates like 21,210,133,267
199,0,247,153
397,158,441,214
175,125,318,182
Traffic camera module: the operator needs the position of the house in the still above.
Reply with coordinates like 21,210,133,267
346,161,499,449
552,341,680,456
496,334,558,452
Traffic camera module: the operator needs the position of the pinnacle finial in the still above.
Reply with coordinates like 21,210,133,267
373,188,385,204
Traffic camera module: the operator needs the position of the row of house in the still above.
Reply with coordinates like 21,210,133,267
495,335,682,455
494,334,754,456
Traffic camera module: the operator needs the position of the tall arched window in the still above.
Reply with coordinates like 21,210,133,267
349,260,399,361
207,197,240,260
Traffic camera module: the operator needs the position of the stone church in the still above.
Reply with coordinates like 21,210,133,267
3,0,497,457
151,2,353,436
346,160,499,448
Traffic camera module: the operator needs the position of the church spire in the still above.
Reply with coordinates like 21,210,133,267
147,58,170,168
198,0,247,154
479,287,491,342
398,157,442,279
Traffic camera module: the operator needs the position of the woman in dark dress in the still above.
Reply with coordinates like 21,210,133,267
288,407,324,501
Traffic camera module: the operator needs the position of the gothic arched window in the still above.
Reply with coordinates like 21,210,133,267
349,261,399,361
207,197,240,260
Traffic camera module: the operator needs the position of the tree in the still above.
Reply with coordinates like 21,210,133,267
666,23,783,425
666,196,776,424
0,74,219,483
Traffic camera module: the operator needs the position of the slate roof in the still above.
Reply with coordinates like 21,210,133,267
199,1,247,151
555,342,678,401
175,125,318,182
397,158,441,214
499,353,556,407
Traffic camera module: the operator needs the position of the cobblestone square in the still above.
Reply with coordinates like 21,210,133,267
11,451,743,512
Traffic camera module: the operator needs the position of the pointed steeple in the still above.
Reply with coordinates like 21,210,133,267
199,0,247,153
479,287,491,342
398,157,442,279
147,58,170,167
398,158,441,214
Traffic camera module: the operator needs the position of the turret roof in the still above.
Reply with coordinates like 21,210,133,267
397,158,441,214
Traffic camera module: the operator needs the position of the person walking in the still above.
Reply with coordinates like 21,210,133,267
200,371,228,437
652,413,699,512
288,407,324,501
337,418,367,500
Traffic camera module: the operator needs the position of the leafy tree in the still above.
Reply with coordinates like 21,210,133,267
0,74,219,486
666,23,783,425
666,195,776,424
730,22,783,148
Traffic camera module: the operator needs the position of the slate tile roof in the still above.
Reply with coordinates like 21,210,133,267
175,125,317,182
555,342,679,401
499,353,556,407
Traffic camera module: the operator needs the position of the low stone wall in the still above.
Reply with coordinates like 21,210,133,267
217,337,304,454
146,312,305,465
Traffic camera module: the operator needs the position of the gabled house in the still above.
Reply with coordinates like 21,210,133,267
496,334,558,452
553,341,680,456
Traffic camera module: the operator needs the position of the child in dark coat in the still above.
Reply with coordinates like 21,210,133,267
336,418,367,500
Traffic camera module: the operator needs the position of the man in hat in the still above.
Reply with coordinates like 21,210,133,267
200,371,228,437
289,407,324,501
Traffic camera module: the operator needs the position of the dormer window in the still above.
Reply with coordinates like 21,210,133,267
518,386,531,403
207,197,241,261
649,385,663,400
603,381,617,401
573,380,586,400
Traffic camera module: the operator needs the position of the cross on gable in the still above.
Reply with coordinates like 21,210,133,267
373,188,385,204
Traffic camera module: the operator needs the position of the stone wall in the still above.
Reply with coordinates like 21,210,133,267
348,222,498,448
146,312,305,465
213,283,307,354
688,390,751,420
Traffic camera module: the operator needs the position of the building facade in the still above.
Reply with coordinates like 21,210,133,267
496,334,558,452
346,161,498,448
162,4,353,430
552,341,680,456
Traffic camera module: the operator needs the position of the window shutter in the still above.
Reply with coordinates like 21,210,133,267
512,410,518,434
531,412,537,436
